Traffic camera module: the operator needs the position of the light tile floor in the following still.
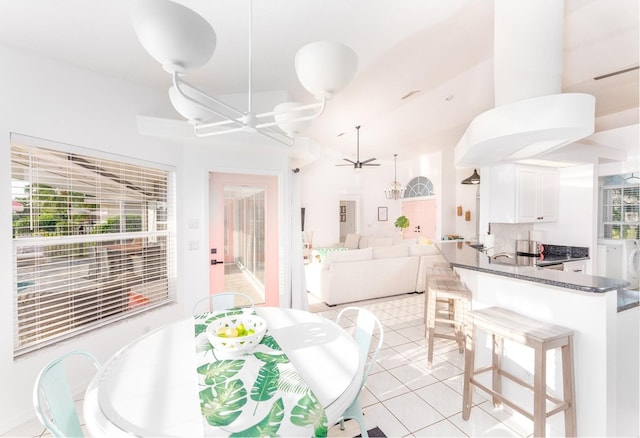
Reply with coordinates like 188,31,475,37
5,293,536,438
310,293,536,438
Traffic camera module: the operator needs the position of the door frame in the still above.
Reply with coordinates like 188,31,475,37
208,170,281,307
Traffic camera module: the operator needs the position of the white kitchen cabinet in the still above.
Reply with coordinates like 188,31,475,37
487,164,558,223
563,260,586,273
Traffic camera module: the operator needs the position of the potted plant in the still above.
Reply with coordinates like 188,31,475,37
394,215,410,236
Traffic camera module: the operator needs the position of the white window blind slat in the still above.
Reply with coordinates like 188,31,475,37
12,137,175,357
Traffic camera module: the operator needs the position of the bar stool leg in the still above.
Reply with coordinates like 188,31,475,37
562,337,577,437
462,322,475,420
426,290,437,368
533,343,546,437
453,300,463,353
492,335,503,408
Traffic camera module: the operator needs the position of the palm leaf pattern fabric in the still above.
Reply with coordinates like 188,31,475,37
194,309,328,437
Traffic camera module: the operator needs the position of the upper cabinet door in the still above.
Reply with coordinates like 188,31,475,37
537,169,559,222
516,166,558,223
488,164,559,224
516,168,538,222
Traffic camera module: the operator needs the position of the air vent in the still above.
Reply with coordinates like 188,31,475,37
594,66,639,81
401,90,421,100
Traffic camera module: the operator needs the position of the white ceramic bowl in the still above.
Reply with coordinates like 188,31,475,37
206,313,267,355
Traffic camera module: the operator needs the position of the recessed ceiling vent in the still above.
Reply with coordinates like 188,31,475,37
455,1,595,167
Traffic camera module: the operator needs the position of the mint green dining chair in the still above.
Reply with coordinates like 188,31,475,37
33,350,100,437
192,291,254,316
336,306,384,438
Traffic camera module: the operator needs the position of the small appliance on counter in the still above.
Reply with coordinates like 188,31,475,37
516,230,545,256
516,239,544,257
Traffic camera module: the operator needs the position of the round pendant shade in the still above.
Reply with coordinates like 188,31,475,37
273,102,314,135
168,86,214,122
295,41,358,100
133,0,216,72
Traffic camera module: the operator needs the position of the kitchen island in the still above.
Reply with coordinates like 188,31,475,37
436,241,638,437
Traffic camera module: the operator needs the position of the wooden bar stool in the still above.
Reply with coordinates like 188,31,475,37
425,276,470,368
423,266,459,335
462,307,576,437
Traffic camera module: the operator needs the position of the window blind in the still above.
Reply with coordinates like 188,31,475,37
11,135,176,356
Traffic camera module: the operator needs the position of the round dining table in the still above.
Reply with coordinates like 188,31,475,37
84,307,363,437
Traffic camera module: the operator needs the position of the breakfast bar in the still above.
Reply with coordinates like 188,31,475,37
436,241,638,437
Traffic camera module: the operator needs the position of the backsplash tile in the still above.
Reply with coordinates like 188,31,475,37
543,244,589,258
487,223,532,253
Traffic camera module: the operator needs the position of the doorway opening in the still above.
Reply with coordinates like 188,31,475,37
209,173,279,306
339,200,356,241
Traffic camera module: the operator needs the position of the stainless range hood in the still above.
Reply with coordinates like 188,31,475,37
455,1,595,167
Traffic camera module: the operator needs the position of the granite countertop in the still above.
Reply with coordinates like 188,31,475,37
618,289,640,312
436,241,630,294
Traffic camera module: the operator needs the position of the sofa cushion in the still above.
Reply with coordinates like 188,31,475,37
358,235,370,249
409,244,441,256
368,237,393,247
323,247,373,268
344,233,360,249
373,245,410,259
392,238,417,246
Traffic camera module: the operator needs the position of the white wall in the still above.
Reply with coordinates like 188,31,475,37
455,168,480,239
0,44,295,432
300,150,448,247
534,164,597,272
179,139,292,314
0,44,181,432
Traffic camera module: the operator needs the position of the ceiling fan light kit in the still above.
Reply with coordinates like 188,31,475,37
132,0,358,145
336,125,380,170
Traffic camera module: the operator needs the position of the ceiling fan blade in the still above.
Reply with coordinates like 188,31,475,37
363,163,381,166
360,158,377,164
335,163,354,166
342,158,356,164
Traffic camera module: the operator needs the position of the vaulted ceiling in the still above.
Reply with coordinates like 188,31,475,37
0,0,637,163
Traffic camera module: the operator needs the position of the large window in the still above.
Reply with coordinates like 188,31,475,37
600,173,639,239
11,134,176,356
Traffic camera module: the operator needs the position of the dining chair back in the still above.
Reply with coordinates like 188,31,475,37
335,306,384,438
192,292,255,316
33,350,100,438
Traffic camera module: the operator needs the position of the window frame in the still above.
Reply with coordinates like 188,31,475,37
11,133,177,357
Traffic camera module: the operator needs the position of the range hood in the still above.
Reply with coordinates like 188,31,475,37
455,1,595,167
455,93,595,166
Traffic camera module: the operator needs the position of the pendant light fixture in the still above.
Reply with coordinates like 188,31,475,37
385,154,405,200
133,0,358,145
461,169,481,185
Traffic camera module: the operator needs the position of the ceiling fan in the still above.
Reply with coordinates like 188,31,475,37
337,125,380,169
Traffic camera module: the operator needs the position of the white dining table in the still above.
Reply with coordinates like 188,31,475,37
84,307,363,437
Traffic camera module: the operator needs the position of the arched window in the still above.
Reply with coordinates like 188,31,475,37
404,176,435,198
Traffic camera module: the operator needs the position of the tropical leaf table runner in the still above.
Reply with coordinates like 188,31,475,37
194,310,328,437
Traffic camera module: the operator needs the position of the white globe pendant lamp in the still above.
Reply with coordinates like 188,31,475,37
295,41,359,101
133,0,216,73
132,0,358,145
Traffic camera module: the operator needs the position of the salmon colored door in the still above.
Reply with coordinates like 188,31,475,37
402,199,436,240
209,172,279,307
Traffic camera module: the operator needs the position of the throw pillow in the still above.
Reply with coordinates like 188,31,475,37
344,233,360,249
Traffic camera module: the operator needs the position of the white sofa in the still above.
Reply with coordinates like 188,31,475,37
306,237,446,306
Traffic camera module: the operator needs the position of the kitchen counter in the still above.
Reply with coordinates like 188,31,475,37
435,240,638,435
435,241,629,293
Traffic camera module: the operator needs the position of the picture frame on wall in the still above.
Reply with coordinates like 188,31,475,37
340,205,346,214
340,213,346,222
378,207,388,221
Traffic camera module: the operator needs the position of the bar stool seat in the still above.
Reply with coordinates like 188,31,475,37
462,306,576,437
425,276,470,367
